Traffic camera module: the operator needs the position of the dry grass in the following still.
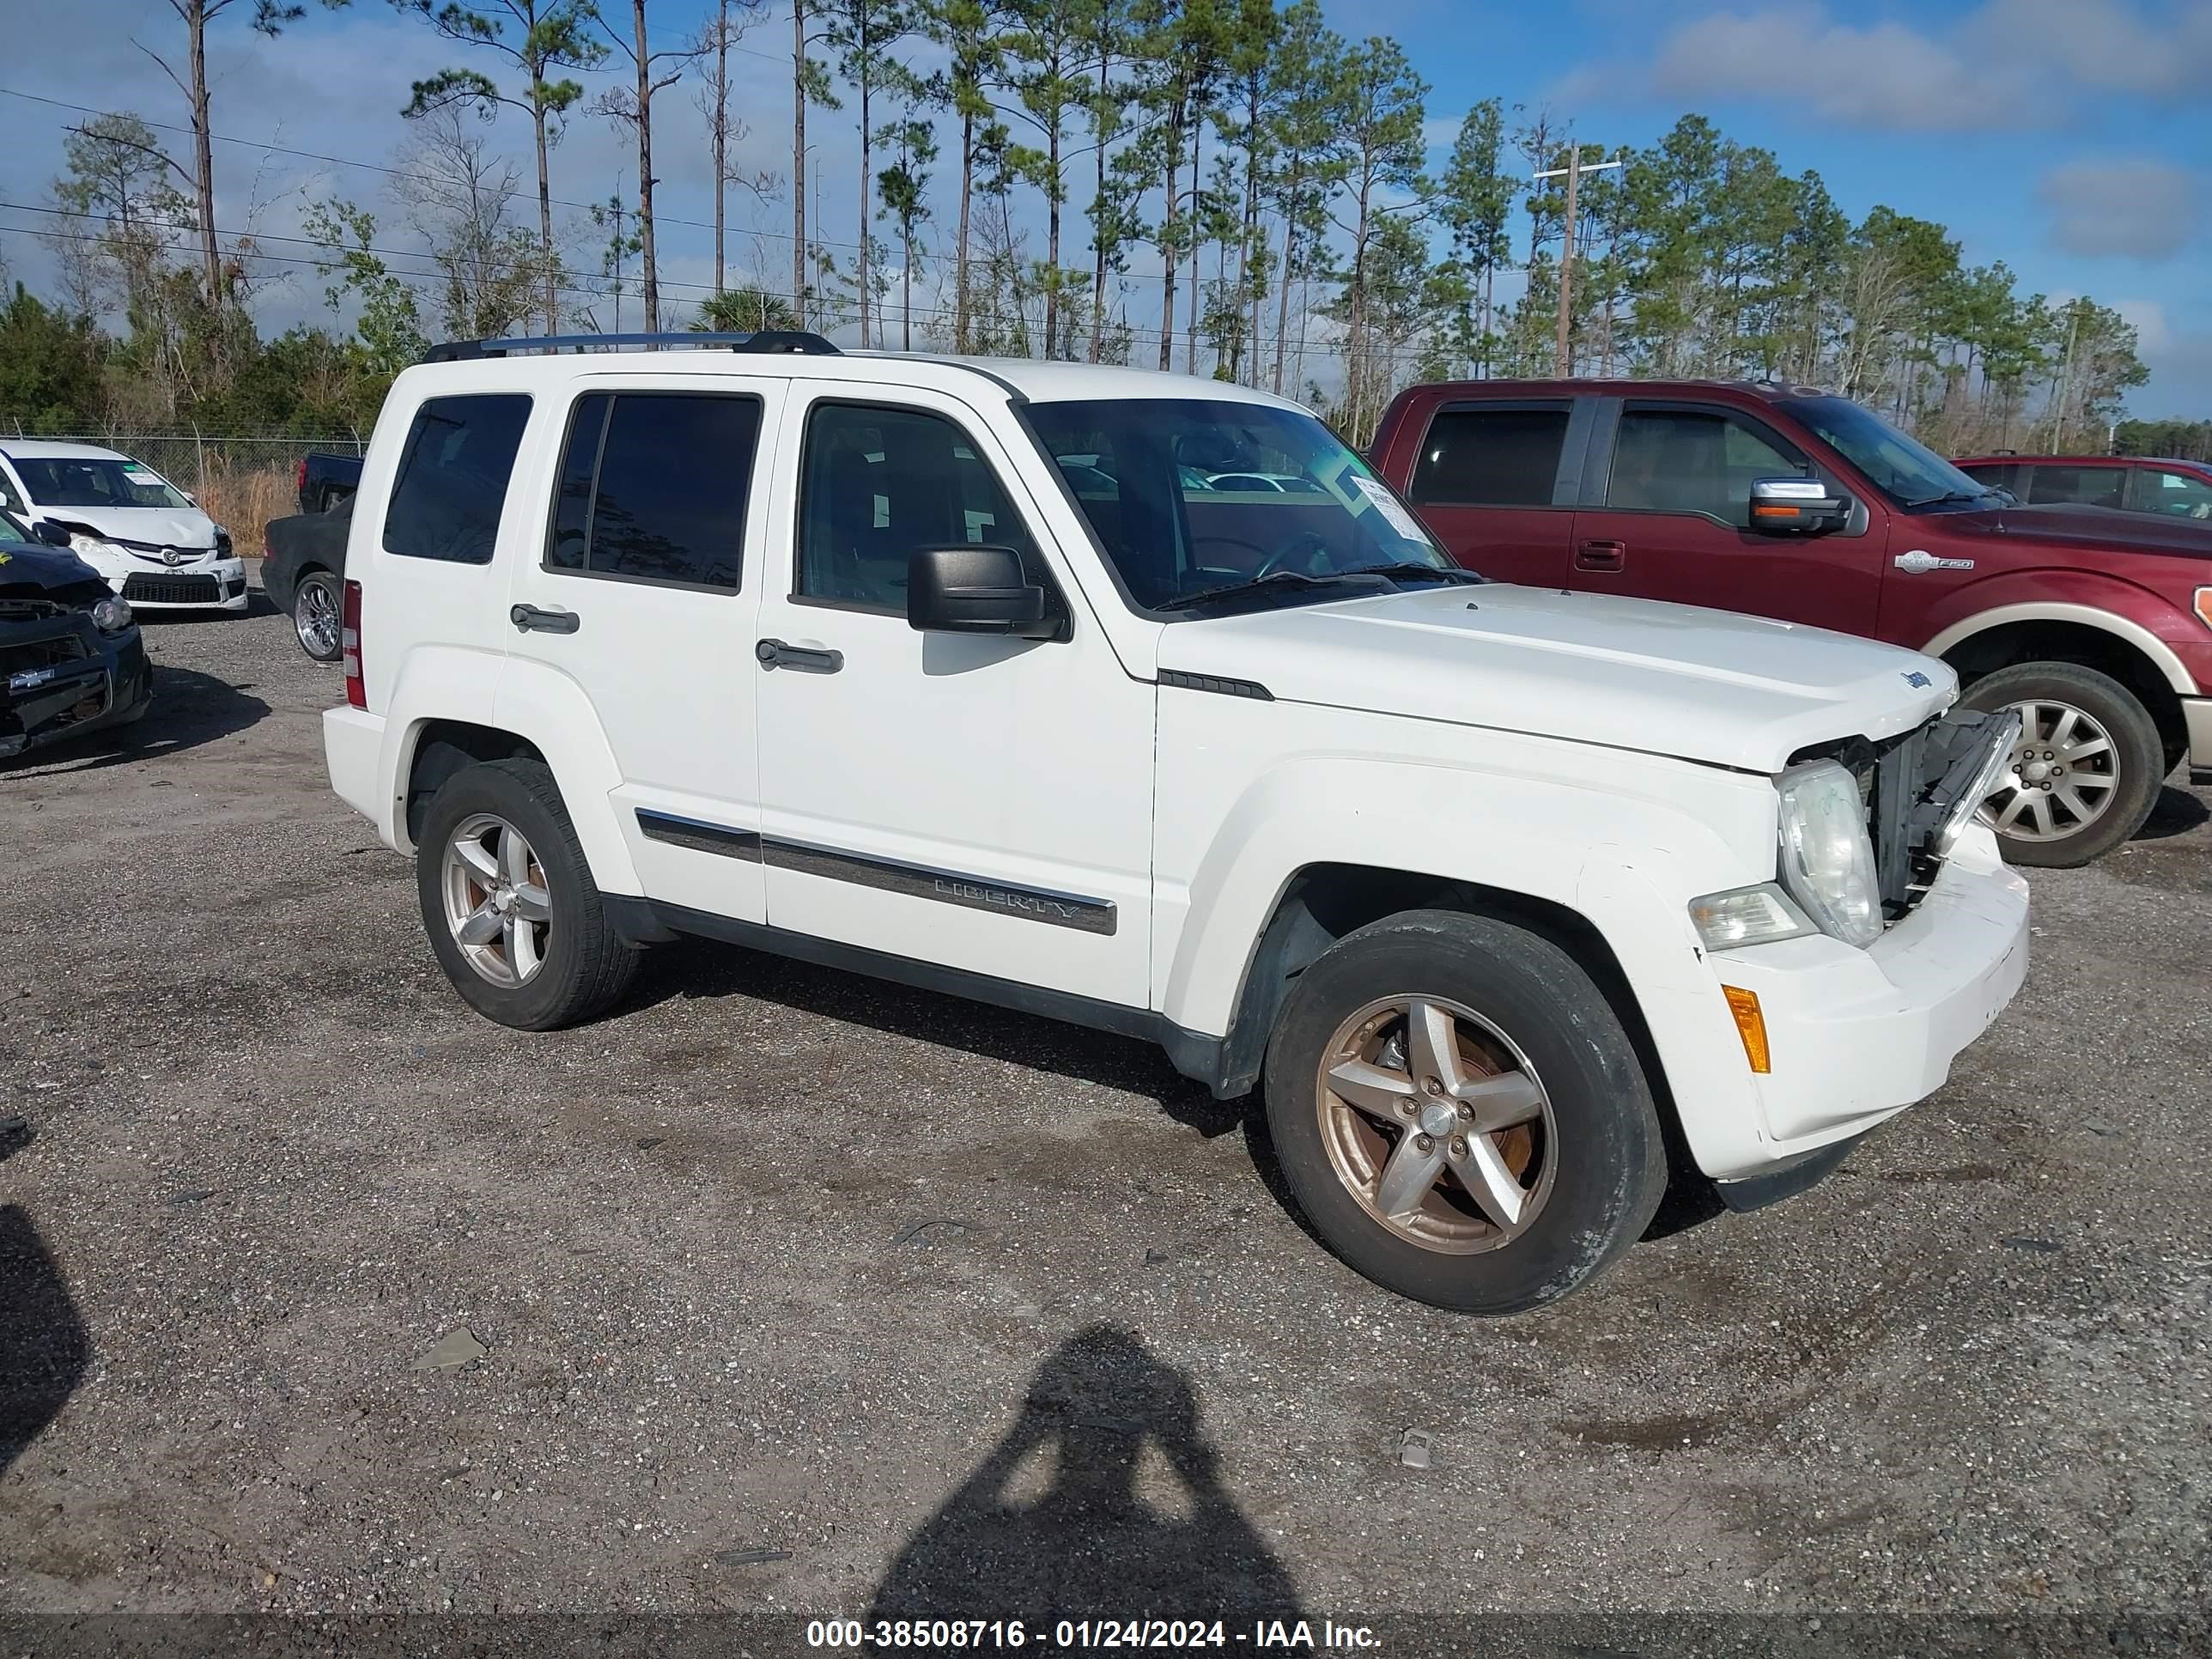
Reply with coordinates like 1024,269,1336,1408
195,465,296,546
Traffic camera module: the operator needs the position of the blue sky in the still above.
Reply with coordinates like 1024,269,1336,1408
2,0,2207,416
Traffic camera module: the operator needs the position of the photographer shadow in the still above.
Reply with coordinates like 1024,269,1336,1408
0,1201,89,1478
869,1326,1305,1632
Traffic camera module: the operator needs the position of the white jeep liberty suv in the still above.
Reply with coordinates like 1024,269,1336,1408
322,331,2030,1313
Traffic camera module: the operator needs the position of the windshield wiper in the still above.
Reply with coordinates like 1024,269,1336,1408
1168,568,1364,610
1340,561,1485,586
1899,488,1993,509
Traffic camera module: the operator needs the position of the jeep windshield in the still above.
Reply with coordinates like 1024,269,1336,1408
1792,397,1999,511
1024,398,1471,614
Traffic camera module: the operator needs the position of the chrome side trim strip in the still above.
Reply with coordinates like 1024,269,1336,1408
635,809,763,861
632,810,1117,935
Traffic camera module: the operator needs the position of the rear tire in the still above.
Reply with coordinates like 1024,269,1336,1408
1958,660,2161,867
415,759,641,1030
1261,909,1666,1315
292,569,343,662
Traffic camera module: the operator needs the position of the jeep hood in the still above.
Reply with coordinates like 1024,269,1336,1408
1158,583,1955,774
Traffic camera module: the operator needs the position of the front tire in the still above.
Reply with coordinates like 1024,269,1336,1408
1261,909,1666,1315
292,569,343,662
415,758,641,1030
1958,660,2162,868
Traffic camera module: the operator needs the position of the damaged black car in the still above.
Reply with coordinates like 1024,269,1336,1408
1,508,153,760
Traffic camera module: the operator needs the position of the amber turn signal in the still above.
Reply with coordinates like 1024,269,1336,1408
1722,986,1771,1074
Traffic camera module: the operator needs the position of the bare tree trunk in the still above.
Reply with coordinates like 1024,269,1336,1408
1158,108,1178,373
631,0,659,331
712,0,728,296
1272,167,1298,396
957,108,975,352
1044,120,1061,360
1088,53,1109,363
793,3,807,325
1185,115,1201,374
534,102,557,331
857,70,872,348
189,3,221,308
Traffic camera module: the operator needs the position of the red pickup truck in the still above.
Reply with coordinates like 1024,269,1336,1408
1368,379,2212,866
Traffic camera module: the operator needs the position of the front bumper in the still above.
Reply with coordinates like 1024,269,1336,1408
1692,824,2030,1182
0,629,152,758
82,550,249,611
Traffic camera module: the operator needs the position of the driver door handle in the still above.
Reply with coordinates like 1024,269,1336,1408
1575,539,1626,573
756,638,843,674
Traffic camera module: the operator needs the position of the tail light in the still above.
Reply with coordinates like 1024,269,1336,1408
296,457,307,495
342,578,366,708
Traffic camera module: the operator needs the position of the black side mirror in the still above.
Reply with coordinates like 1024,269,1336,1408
30,520,70,548
1748,477,1851,536
908,545,1056,638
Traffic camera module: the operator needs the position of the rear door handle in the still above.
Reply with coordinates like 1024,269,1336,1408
755,637,843,674
1575,538,1626,572
511,603,580,634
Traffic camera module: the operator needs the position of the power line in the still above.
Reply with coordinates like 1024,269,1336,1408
3,198,1451,365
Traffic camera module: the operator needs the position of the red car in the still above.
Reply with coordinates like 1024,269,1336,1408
1955,453,2212,521
1367,379,2212,866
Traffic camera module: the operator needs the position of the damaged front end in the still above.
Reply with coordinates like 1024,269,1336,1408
1797,706,2022,921
1,556,152,760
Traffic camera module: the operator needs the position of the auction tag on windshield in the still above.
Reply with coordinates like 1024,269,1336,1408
1352,475,1430,543
122,464,154,477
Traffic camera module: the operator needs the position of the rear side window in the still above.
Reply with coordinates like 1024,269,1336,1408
382,394,532,564
1960,462,2021,495
1408,406,1570,506
2027,465,2124,510
2134,466,2212,520
546,392,761,589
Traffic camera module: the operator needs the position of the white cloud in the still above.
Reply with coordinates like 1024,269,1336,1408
1565,0,2212,132
1645,7,2033,131
2111,299,2212,417
2039,160,2200,260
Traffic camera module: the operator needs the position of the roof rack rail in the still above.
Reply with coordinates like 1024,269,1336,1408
421,331,840,363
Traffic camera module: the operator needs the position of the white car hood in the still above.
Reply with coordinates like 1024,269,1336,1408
34,504,220,550
1158,582,1956,774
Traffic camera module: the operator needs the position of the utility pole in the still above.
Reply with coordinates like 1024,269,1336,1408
1534,142,1622,378
2049,302,2081,451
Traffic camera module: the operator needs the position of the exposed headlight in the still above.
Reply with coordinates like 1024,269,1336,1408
1775,759,1881,948
69,532,119,557
90,596,133,631
1687,882,1819,951
1935,708,2021,856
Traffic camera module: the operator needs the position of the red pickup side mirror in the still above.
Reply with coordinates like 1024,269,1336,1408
1748,476,1852,536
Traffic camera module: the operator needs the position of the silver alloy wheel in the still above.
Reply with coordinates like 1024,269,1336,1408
1980,698,2119,843
441,813,552,988
1315,994,1558,1255
295,575,340,659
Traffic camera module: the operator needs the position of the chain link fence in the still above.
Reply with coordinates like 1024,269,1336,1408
1,430,370,544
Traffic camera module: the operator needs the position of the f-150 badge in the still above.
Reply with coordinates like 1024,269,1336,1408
1894,550,1975,574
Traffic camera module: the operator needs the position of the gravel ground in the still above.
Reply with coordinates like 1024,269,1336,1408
3,590,2209,1653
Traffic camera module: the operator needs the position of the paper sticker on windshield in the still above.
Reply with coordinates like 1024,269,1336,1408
122,465,154,477
1351,476,1431,544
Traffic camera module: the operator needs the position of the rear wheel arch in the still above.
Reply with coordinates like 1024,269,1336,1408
404,720,547,848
